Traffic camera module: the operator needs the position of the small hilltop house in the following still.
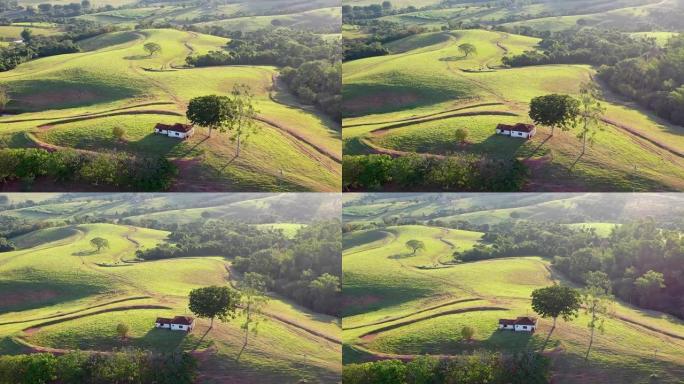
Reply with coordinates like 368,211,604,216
154,123,195,139
495,123,536,139
498,316,537,332
155,316,196,332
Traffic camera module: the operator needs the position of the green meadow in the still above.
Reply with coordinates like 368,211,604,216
343,28,684,191
0,195,341,383
342,219,684,383
1,24,341,192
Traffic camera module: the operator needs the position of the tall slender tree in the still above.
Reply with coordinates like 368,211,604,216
577,82,605,156
583,271,614,361
236,272,268,362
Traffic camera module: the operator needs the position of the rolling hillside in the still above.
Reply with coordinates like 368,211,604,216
342,198,684,383
0,194,342,383
342,28,684,191
0,27,341,192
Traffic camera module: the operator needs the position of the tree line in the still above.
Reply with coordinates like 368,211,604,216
343,154,528,192
136,220,341,316
453,219,684,319
343,21,427,61
0,148,176,191
0,350,196,384
185,27,341,120
0,21,120,72
343,352,549,384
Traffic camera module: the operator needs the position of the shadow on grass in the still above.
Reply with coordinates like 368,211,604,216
0,280,105,315
439,55,467,62
123,54,153,60
72,249,98,257
388,252,419,260
138,328,188,352
130,133,185,157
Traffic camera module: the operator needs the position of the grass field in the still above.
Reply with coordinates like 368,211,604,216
342,28,684,191
0,27,341,192
0,197,342,383
342,223,684,383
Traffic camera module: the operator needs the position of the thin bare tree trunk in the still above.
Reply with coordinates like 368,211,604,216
541,317,557,352
585,310,596,360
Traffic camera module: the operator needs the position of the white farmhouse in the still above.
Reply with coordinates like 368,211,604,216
155,316,195,332
498,316,537,332
154,123,195,139
495,123,537,139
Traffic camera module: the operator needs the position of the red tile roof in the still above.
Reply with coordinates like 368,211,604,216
499,317,537,326
156,317,173,324
171,316,195,325
155,123,194,133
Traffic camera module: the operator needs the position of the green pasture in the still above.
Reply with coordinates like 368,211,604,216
342,224,684,383
0,222,341,383
0,28,341,192
342,28,684,191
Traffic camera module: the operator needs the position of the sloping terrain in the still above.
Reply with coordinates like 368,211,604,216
1,27,341,192
342,223,684,383
343,29,684,191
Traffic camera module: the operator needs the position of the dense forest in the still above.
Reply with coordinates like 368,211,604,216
502,29,684,126
0,148,176,191
0,350,196,384
185,28,342,120
453,219,684,319
343,154,528,192
136,219,342,316
343,352,549,384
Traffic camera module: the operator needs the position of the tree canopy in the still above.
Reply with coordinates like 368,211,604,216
90,237,109,252
188,285,241,328
405,239,426,255
458,43,477,57
529,94,580,136
143,42,161,56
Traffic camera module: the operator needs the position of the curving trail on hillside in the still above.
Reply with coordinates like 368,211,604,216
0,296,151,326
344,298,481,331
21,305,173,335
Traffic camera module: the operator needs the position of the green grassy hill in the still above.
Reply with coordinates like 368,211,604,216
342,224,684,383
342,28,684,191
0,200,342,383
1,28,341,192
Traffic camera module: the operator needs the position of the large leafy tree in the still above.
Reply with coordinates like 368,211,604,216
405,239,426,255
188,285,241,329
186,95,235,137
529,94,580,136
90,237,109,252
143,42,162,56
531,284,581,351
458,43,477,57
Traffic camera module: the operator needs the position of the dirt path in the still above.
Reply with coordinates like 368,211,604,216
0,296,150,326
22,304,172,335
343,102,505,129
1,102,176,124
344,298,481,331
357,306,507,341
